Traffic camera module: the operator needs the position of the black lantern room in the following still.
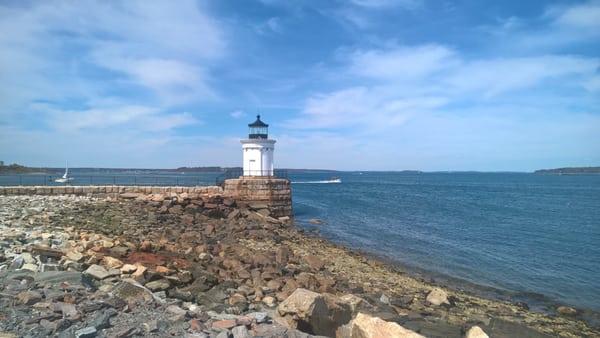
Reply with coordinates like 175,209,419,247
248,115,268,139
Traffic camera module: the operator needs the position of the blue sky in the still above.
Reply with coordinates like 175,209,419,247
0,0,598,171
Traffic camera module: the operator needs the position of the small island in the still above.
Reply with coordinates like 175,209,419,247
534,167,600,174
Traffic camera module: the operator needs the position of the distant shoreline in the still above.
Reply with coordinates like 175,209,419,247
534,167,600,175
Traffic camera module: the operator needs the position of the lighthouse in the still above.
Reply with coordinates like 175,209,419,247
241,115,275,177
222,114,291,218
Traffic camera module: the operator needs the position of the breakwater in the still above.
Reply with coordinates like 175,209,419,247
0,180,292,218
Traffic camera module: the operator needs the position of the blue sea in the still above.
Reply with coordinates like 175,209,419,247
2,171,599,313
291,171,600,313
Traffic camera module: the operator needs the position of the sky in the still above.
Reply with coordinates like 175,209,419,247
0,0,599,171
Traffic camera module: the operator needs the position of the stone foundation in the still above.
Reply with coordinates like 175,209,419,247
223,177,292,218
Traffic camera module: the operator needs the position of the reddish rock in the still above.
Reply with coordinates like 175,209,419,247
212,319,237,330
155,265,173,275
189,319,206,332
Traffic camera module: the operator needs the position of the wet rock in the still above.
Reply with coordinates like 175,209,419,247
426,287,449,306
465,325,489,338
557,306,578,316
342,312,424,338
84,264,110,280
480,318,551,338
308,219,323,225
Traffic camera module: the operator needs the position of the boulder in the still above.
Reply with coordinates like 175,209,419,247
232,325,251,338
342,312,424,338
277,288,352,337
465,326,489,338
145,279,170,292
102,256,124,269
120,264,138,274
557,306,578,316
84,264,110,280
113,279,155,304
426,287,449,306
66,251,84,262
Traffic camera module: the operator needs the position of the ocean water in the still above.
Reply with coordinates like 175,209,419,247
2,171,599,312
291,172,600,312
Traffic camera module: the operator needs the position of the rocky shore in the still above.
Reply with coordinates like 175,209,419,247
0,194,597,338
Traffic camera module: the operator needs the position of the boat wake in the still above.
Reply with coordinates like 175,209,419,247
292,179,341,184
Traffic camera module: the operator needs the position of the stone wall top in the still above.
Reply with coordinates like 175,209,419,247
0,185,223,196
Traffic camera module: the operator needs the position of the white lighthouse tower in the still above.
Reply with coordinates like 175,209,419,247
241,115,275,177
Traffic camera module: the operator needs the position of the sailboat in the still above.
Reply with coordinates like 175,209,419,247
54,162,74,183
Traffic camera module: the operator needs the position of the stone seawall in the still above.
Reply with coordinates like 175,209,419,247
223,178,292,218
0,182,293,218
0,185,223,197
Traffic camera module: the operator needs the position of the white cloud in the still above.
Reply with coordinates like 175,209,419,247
288,86,446,130
550,1,600,30
0,0,225,116
38,104,198,133
350,0,422,9
489,1,600,51
444,55,599,97
349,44,457,80
230,110,247,119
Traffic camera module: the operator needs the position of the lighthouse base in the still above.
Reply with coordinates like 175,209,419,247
223,177,292,218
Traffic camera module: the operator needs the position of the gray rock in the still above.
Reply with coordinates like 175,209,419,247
75,326,97,338
84,264,110,280
247,312,269,324
9,255,24,269
91,308,117,330
216,331,230,338
232,325,251,338
145,279,170,291
21,263,38,271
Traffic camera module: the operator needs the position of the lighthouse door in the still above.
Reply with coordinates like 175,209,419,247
248,159,258,176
